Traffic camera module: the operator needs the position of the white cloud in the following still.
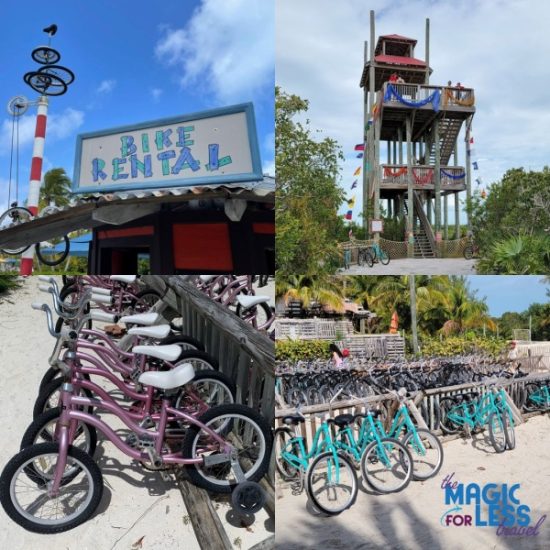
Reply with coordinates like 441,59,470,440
0,108,84,155
155,0,274,103
277,0,550,217
151,88,163,102
263,160,275,177
96,79,116,94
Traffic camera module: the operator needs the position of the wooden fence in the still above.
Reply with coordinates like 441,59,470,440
140,275,275,549
335,334,405,360
275,319,355,340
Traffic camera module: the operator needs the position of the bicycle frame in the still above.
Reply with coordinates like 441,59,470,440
447,388,512,429
49,383,232,494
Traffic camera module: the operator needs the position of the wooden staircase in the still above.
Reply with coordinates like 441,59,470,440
428,117,463,166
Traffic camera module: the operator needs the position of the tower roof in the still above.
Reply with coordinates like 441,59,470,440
375,34,418,57
374,54,426,67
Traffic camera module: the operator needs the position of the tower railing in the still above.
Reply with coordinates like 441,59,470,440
382,82,474,106
380,164,466,187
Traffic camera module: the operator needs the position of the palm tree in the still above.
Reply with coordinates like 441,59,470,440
275,274,345,313
39,168,71,209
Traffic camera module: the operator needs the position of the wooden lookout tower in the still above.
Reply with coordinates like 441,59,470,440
360,11,475,258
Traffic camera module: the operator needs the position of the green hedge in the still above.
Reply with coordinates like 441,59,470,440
418,336,508,357
275,339,332,361
0,274,20,295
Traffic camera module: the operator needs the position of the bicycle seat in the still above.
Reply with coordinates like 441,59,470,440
138,363,195,390
237,295,270,309
120,312,160,326
132,344,181,362
110,275,137,284
333,414,355,427
128,324,171,339
199,275,217,282
282,415,305,426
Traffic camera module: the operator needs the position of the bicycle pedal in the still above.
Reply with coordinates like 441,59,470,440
160,470,172,482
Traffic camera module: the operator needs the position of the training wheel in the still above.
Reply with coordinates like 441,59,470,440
231,481,266,514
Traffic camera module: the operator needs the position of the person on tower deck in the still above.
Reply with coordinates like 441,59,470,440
396,74,405,84
455,81,465,100
388,72,398,83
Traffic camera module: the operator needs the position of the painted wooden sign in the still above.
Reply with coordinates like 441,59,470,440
72,103,262,193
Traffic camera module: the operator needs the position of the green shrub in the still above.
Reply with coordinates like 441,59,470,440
418,336,508,357
0,274,20,295
275,339,332,361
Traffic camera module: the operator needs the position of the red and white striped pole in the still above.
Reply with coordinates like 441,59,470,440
20,95,48,276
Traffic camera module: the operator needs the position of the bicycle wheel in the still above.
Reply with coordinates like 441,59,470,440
54,285,92,333
31,46,61,65
274,428,300,481
0,206,33,255
365,250,374,268
438,397,462,435
286,387,308,407
306,452,357,515
38,65,75,86
360,437,413,494
401,429,444,481
463,245,474,260
503,409,516,450
357,250,365,267
33,377,94,420
131,289,161,312
488,411,506,453
0,443,103,533
523,382,542,412
36,235,70,266
21,407,97,458
235,301,273,330
161,333,204,352
174,350,219,371
379,248,390,265
182,404,272,493
175,370,236,412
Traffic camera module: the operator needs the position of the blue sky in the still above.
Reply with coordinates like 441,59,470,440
277,0,550,223
0,0,274,210
467,276,549,317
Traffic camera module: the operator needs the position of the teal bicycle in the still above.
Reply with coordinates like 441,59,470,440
369,388,443,480
524,380,550,411
366,242,390,265
274,411,358,515
439,385,515,453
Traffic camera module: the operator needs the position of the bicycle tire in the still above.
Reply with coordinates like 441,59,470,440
274,428,300,481
401,429,444,481
181,404,272,493
174,349,219,371
463,245,474,260
20,406,98,458
131,289,162,312
438,397,462,435
379,249,390,265
523,382,542,412
235,301,274,330
0,206,33,255
306,451,357,515
175,370,236,412
360,437,413,494
0,442,103,534
488,411,506,453
160,333,204,352
365,250,374,268
31,46,61,65
33,377,94,420
503,409,516,450
36,234,70,266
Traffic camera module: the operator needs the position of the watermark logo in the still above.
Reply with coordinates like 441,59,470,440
440,472,546,537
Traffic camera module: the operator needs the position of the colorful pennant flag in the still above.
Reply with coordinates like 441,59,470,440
344,210,352,220
472,161,478,170
353,167,361,176
347,195,356,208
354,143,365,151
470,137,474,144
356,153,363,158
351,180,358,189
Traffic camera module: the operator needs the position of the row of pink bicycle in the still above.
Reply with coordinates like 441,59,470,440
0,275,273,533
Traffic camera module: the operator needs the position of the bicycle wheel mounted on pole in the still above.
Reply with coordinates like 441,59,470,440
0,206,33,255
36,235,70,266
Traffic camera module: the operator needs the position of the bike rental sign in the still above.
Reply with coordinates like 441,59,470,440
72,102,262,193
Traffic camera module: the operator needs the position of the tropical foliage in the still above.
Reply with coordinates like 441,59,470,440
0,274,19,295
276,88,345,276
39,168,72,209
468,168,550,274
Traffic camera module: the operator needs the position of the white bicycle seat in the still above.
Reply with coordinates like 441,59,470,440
132,344,181,362
138,363,195,390
128,325,171,339
237,295,270,309
120,312,160,325
199,275,216,282
110,275,137,283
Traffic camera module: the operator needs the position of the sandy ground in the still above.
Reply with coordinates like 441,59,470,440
0,277,272,550
339,258,477,275
275,414,550,550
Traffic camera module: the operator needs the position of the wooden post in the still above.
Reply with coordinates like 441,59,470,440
387,140,391,164
369,11,376,237
465,115,472,231
426,196,432,223
443,194,448,240
406,116,414,257
392,140,397,167
363,40,369,232
454,190,460,238
374,110,381,241
434,117,442,253
425,18,430,85
398,127,403,164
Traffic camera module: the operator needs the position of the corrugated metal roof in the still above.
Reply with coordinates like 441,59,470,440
379,34,417,43
0,177,274,249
